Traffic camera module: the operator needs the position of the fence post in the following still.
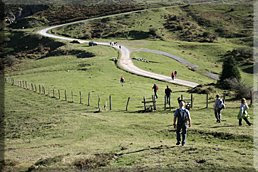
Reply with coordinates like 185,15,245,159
191,94,193,108
39,85,41,94
164,95,166,110
43,86,45,95
71,91,73,102
143,97,146,111
58,90,61,99
65,90,67,101
126,97,130,111
223,93,226,103
152,95,156,111
31,83,34,91
87,92,90,106
181,94,184,101
25,81,27,89
79,91,82,104
35,84,37,92
98,96,100,111
109,95,112,110
250,91,253,106
12,78,14,86
206,94,209,108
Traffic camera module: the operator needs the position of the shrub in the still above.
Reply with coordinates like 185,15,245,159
223,78,252,99
218,56,241,89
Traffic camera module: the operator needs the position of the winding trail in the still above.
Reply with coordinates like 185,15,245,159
37,14,199,88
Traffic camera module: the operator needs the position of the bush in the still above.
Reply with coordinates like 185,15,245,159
224,78,252,99
219,56,241,89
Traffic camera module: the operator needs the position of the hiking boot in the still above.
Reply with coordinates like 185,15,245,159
176,142,180,145
182,143,185,146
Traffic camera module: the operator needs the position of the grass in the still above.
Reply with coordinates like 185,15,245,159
3,2,255,171
4,36,255,171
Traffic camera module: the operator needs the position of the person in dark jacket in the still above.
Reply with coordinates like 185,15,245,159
165,85,172,105
173,100,191,146
152,84,158,99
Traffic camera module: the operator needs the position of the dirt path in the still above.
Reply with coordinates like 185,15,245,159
37,14,199,88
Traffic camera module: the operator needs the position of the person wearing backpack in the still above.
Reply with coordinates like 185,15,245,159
152,84,158,99
238,98,252,126
214,95,225,123
173,100,191,146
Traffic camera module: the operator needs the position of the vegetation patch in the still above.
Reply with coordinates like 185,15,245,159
73,153,115,170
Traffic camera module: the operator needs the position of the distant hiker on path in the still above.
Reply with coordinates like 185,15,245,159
238,98,252,126
214,95,225,123
173,100,191,146
120,76,125,86
152,84,158,99
174,71,177,79
171,72,175,80
165,85,172,105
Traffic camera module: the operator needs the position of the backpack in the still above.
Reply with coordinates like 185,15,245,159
218,99,225,109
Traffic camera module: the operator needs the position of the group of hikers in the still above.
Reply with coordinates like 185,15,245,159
119,77,252,146
171,71,177,80
173,94,252,146
110,42,121,49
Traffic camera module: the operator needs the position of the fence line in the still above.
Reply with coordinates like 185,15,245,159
5,77,223,112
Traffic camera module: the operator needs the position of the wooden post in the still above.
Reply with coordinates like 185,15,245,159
79,91,82,104
109,95,112,110
58,90,61,99
191,94,193,108
98,96,100,110
52,89,55,98
71,91,73,102
34,84,37,92
164,95,167,110
223,93,226,103
250,91,253,106
65,90,67,101
206,94,209,108
31,83,34,91
181,94,184,101
25,81,27,89
42,86,45,95
39,85,41,94
126,97,130,111
88,92,90,106
143,97,146,111
12,78,14,86
152,95,156,111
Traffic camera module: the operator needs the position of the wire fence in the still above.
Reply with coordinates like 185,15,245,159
5,77,249,112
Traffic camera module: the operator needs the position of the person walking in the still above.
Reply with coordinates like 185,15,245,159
214,95,225,123
165,85,172,105
173,100,191,146
120,76,125,86
152,84,158,99
171,72,174,80
174,71,177,79
238,98,252,126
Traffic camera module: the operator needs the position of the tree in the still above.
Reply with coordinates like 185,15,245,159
218,56,241,89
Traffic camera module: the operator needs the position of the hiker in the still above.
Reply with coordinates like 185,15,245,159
119,45,121,49
120,76,125,86
171,72,175,80
238,98,252,126
152,84,158,99
173,100,191,146
174,71,177,79
214,95,225,123
165,85,172,105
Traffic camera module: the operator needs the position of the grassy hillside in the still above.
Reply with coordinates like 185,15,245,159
2,1,255,171
3,40,255,170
